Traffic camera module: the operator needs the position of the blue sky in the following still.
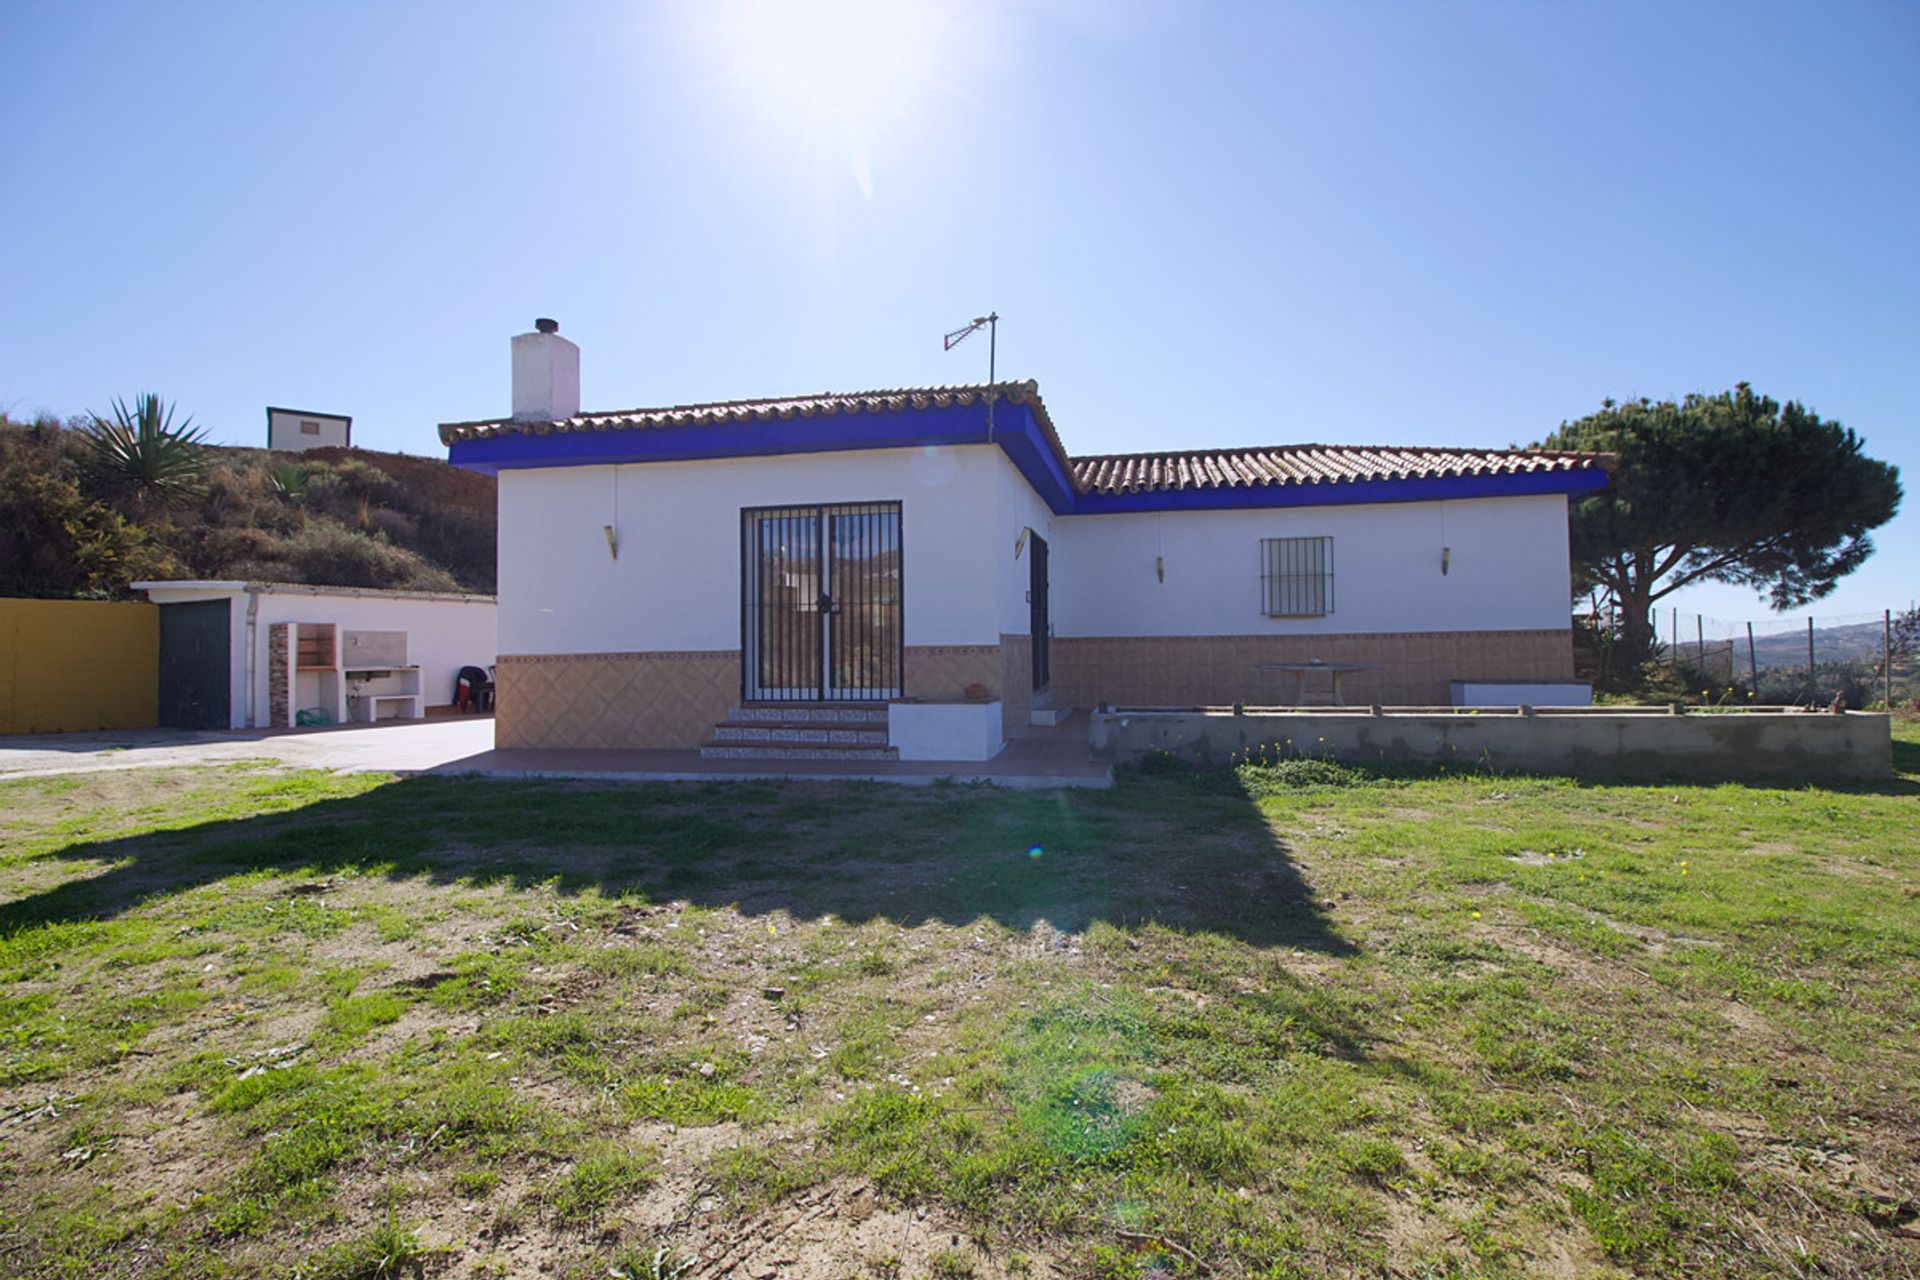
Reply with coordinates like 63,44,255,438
3,0,1914,628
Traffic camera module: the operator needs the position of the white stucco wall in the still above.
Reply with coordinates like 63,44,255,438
497,445,1013,655
136,584,497,729
498,451,1573,658
1049,494,1573,637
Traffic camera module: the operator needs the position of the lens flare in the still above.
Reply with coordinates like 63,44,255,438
1027,844,1044,859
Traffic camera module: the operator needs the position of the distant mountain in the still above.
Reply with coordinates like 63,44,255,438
1743,621,1888,669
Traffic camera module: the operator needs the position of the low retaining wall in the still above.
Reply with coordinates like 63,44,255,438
1089,706,1893,783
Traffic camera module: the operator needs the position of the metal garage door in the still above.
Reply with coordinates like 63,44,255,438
157,600,231,730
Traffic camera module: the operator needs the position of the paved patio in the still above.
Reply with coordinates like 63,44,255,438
437,715,1111,789
0,715,1110,788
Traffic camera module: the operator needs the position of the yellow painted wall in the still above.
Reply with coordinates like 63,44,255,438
0,599,159,734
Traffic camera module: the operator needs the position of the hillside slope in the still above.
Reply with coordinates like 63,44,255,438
0,415,497,598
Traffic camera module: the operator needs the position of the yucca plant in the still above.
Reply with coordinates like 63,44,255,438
83,392,212,499
266,462,311,501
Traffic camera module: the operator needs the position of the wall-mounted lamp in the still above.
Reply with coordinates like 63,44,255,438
603,525,619,560
1440,546,1451,576
1014,527,1030,560
1156,555,1165,583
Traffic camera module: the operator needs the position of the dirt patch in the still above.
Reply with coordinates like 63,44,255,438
691,1185,1042,1280
376,1151,1058,1280
1497,929,1608,981
1718,999,1775,1038
1597,915,1722,952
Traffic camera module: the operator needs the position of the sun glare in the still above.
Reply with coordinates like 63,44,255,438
699,0,953,197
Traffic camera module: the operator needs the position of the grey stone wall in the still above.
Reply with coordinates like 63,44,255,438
1090,708,1893,784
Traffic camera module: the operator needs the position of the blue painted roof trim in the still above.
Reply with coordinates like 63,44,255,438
446,403,1604,513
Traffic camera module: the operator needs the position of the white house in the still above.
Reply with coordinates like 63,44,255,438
132,581,497,731
441,322,1607,760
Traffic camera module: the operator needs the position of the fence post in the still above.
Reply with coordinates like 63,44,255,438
1747,622,1758,696
1807,617,1816,704
1889,609,1896,710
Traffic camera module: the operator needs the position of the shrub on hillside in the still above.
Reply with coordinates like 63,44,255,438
0,415,91,485
303,457,411,525
365,507,418,544
226,522,459,593
0,415,494,596
411,509,496,593
201,466,302,534
195,525,285,567
0,467,181,597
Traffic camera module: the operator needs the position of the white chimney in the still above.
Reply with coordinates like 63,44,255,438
511,317,580,421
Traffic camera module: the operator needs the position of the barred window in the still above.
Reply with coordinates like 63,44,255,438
1260,536,1333,616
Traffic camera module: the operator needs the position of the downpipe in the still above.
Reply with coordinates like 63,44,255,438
243,586,261,729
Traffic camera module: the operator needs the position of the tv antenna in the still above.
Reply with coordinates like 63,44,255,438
943,311,998,441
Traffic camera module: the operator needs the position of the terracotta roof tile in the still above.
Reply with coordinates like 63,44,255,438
1070,443,1608,494
440,380,1080,482
439,382,1608,494
441,382,1047,439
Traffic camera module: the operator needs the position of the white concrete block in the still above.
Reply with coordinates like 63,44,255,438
888,701,1005,761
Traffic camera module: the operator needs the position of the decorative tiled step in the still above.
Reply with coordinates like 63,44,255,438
704,705,899,761
711,722,890,747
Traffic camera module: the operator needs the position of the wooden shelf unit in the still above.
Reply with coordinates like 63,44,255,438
295,624,336,670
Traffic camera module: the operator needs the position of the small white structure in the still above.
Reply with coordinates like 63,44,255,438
888,700,1006,761
1451,680,1594,707
132,581,496,731
266,406,352,452
439,322,1611,763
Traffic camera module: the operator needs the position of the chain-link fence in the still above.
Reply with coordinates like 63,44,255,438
1651,606,1919,709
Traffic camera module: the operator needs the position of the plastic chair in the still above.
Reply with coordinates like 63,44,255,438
454,665,495,713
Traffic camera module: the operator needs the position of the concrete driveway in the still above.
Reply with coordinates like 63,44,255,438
0,717,1112,787
0,717,497,779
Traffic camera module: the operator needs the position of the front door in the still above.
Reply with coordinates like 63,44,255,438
1029,532,1050,691
742,502,902,703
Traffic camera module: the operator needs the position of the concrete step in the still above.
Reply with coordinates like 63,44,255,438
711,721,890,747
697,740,901,762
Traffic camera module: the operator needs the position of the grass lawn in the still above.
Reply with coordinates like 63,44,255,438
1,723,1917,1279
